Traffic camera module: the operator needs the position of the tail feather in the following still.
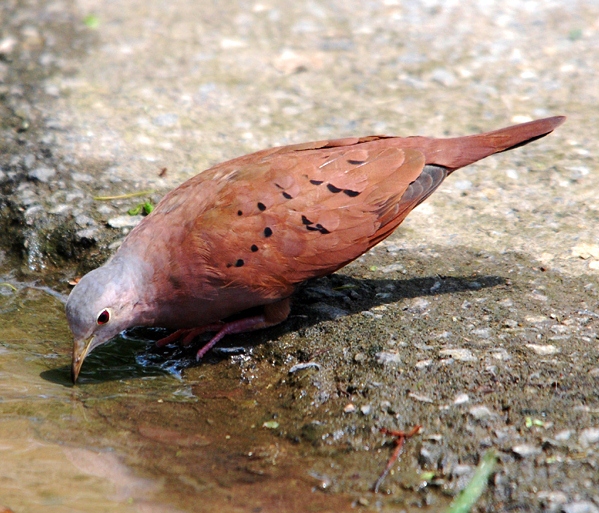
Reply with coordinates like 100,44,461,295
405,116,566,171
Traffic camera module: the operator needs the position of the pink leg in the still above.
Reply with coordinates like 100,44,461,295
196,298,292,360
155,323,223,348
196,315,267,360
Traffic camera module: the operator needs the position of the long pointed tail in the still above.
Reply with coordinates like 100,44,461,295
411,116,566,171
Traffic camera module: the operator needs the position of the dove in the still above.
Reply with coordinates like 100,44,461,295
66,116,565,382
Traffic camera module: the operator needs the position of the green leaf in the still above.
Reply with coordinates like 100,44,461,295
83,14,100,29
446,450,497,513
128,204,143,216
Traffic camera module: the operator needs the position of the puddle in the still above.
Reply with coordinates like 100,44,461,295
0,278,359,512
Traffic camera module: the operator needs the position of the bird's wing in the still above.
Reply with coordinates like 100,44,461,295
192,137,446,298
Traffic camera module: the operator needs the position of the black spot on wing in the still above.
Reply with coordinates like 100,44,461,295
327,183,342,193
306,223,330,234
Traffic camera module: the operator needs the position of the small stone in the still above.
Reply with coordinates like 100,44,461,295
380,263,405,273
453,393,469,405
554,430,572,441
537,490,567,506
360,404,371,415
72,172,94,182
28,166,56,182
471,328,491,338
512,444,541,458
439,348,477,362
430,67,457,87
108,215,144,228
578,427,599,448
405,298,430,314
469,405,494,420
572,244,599,260
354,352,366,363
343,403,356,413
288,362,321,374
452,464,473,477
562,501,599,513
526,344,559,355
376,351,401,365
503,319,518,328
76,228,98,240
409,392,433,403
415,359,432,370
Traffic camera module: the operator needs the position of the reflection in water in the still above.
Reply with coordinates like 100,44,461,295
0,283,191,512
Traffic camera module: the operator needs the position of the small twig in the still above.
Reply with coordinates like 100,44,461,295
93,190,155,201
372,424,421,493
0,282,17,291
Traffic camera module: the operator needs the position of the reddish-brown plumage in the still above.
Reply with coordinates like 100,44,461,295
67,116,565,381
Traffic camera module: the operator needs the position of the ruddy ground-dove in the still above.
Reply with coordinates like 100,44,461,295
66,116,565,382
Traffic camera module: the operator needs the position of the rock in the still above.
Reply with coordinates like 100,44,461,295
578,427,599,448
28,166,56,182
526,344,559,355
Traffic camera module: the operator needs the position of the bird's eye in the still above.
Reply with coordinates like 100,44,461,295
96,309,111,325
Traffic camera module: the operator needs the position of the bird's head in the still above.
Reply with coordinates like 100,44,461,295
66,258,145,383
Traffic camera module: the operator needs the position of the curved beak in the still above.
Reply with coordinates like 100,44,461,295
72,335,94,383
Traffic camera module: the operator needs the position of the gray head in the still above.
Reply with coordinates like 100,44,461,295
66,257,146,382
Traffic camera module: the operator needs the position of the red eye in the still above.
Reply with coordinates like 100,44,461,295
96,309,110,325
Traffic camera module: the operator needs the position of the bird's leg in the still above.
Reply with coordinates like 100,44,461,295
195,298,291,360
155,323,224,348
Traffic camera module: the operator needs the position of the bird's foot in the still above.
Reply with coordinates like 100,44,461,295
155,323,224,348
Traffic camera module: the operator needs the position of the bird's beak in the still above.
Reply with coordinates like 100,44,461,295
72,335,94,383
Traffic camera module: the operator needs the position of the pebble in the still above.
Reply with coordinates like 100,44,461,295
430,67,457,87
409,392,433,403
439,348,477,362
415,359,432,370
360,404,371,415
537,490,567,506
554,430,572,441
28,166,56,182
562,502,599,513
376,351,401,365
469,405,494,420
512,444,541,458
380,262,405,273
526,344,559,355
453,393,469,405
343,403,356,413
288,362,321,374
107,215,144,228
578,427,599,448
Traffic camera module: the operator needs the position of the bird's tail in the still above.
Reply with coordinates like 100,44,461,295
405,116,566,171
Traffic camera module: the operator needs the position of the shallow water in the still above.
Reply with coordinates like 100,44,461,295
0,279,364,512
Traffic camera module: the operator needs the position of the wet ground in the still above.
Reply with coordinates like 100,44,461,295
1,0,599,512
